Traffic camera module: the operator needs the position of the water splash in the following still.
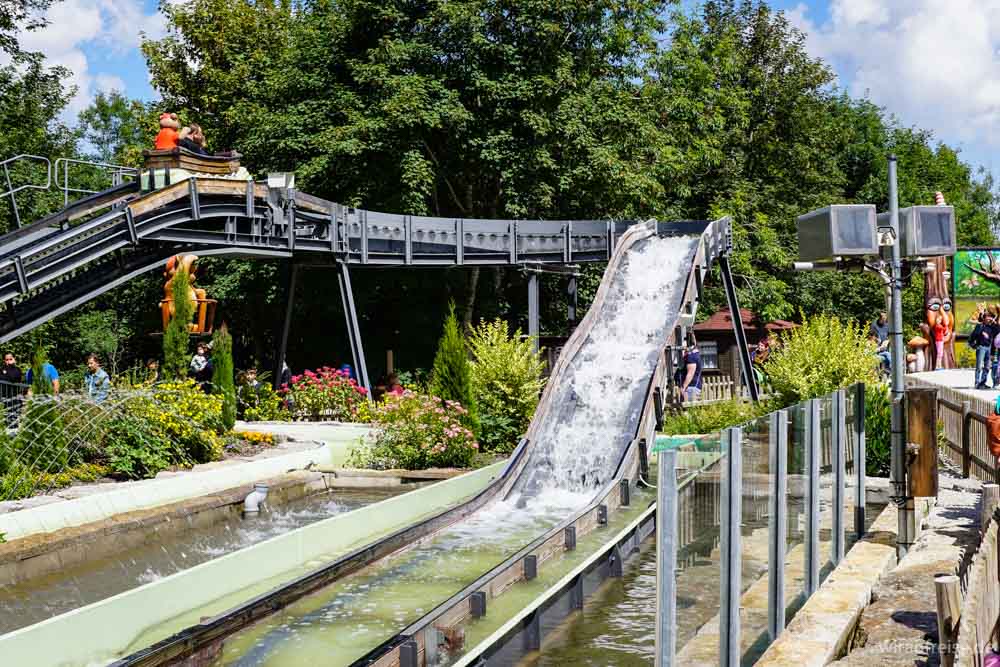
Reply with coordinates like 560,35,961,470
516,235,698,497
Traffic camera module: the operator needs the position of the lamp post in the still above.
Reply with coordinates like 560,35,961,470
886,155,914,557
795,157,955,558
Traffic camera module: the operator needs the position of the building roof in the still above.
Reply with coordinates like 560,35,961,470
693,308,797,334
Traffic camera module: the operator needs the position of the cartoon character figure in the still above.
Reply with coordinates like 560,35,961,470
154,112,180,151
161,254,209,332
920,257,956,370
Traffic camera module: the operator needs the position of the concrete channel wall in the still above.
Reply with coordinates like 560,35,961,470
0,461,503,667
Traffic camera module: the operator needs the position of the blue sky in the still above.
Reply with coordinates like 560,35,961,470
17,0,1000,183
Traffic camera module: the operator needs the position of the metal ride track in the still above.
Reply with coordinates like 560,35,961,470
108,216,731,667
0,175,639,344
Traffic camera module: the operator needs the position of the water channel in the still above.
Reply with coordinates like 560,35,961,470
0,487,405,634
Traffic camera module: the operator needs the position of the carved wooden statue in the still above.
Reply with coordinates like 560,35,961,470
919,255,956,370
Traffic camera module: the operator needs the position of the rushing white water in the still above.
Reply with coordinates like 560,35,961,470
516,233,698,497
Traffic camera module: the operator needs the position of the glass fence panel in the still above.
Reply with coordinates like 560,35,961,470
673,432,723,664
739,414,774,663
785,401,809,623
844,385,858,545
818,394,837,582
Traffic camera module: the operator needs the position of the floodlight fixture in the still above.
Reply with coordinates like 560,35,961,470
796,204,878,262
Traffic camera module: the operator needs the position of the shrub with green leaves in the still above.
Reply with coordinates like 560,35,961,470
429,304,479,436
660,399,765,435
469,319,545,453
348,390,478,470
239,375,288,421
764,313,878,406
864,382,891,477
103,415,173,480
15,397,69,473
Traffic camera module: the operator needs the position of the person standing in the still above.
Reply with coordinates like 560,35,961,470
932,315,947,371
0,353,23,427
189,342,213,392
84,354,111,403
971,313,996,389
870,312,889,345
679,335,703,403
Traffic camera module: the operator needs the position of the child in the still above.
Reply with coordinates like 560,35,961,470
932,314,946,370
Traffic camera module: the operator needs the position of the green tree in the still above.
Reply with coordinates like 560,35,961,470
74,310,132,377
163,268,194,380
429,305,478,436
76,91,153,167
212,322,236,430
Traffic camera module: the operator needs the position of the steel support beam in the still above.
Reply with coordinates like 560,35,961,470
720,426,743,666
832,389,846,565
568,275,578,323
719,254,759,402
528,271,540,354
656,448,679,667
806,399,821,595
338,261,371,397
767,409,788,641
274,263,299,389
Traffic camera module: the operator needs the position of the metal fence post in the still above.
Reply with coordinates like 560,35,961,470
656,449,679,667
768,410,788,641
806,399,821,595
720,426,742,667
832,390,846,565
855,383,867,540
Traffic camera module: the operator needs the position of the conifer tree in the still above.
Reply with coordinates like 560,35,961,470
163,267,194,380
212,323,236,430
429,304,479,436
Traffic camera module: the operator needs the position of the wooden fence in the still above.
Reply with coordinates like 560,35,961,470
687,376,764,405
906,377,999,483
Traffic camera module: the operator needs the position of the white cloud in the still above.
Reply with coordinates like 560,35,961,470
13,0,161,114
787,0,1000,170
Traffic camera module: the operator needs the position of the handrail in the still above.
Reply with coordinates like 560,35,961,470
54,157,138,207
0,154,52,229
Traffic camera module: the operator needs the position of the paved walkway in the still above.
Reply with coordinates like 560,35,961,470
909,368,1000,403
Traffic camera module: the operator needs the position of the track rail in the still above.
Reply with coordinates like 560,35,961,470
105,216,728,667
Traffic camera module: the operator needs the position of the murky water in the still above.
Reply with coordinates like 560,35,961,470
0,487,404,634
530,501,890,666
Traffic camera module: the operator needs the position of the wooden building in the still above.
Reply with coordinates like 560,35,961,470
692,308,796,382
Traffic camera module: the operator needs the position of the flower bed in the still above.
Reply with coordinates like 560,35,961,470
281,367,370,422
348,390,478,470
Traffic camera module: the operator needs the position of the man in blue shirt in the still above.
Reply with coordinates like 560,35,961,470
26,360,60,395
84,354,111,402
680,335,703,403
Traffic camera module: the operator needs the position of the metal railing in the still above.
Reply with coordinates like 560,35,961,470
0,154,137,229
53,158,138,207
657,383,867,666
0,154,52,229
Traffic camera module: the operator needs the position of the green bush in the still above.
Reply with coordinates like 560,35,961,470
469,319,546,454
103,415,173,480
429,304,479,436
238,375,288,421
764,313,878,405
212,324,237,430
348,391,478,470
660,399,765,435
163,267,193,380
14,397,69,473
864,382,891,477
